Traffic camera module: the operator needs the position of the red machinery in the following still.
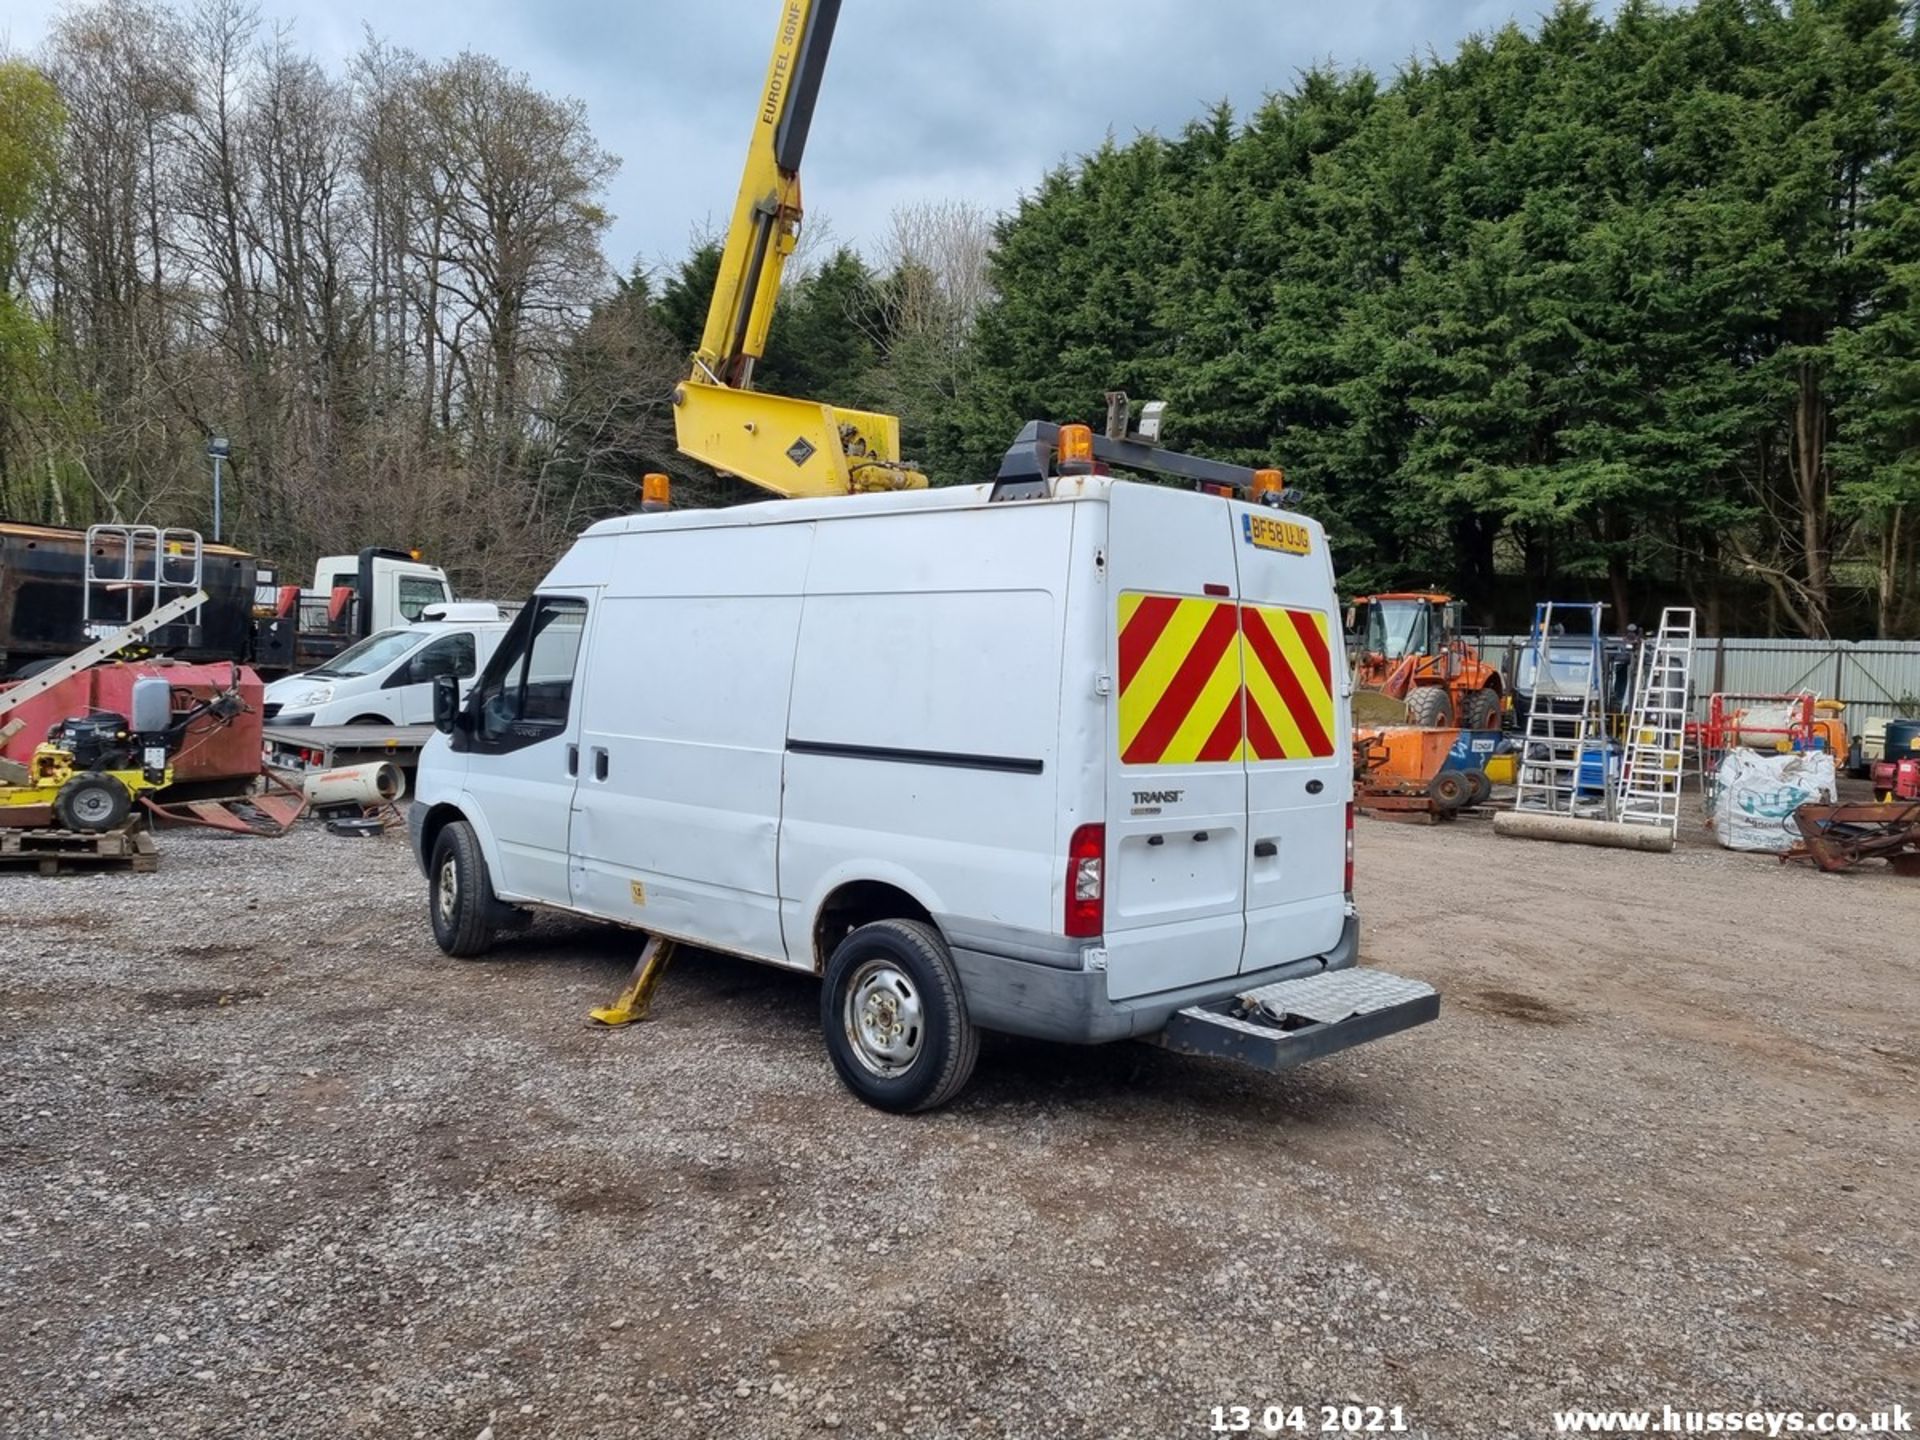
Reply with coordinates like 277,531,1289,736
1871,754,1920,804
0,661,265,791
1697,692,1851,804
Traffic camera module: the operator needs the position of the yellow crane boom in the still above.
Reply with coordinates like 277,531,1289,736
672,0,927,497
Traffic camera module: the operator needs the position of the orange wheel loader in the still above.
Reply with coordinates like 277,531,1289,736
1346,592,1503,730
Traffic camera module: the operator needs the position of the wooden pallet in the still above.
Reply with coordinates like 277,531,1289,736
0,827,159,875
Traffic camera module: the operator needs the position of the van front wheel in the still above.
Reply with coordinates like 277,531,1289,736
821,919,978,1113
429,820,496,958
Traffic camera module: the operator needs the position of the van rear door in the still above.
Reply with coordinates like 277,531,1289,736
1232,505,1349,972
1103,485,1247,1001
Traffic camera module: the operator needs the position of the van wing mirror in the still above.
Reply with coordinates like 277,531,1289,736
432,673,462,734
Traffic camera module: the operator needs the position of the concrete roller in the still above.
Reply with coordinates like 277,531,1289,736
1491,811,1674,853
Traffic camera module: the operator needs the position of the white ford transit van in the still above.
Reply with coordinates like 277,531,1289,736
410,429,1437,1110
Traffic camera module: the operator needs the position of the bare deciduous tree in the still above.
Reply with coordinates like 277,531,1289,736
15,1,622,594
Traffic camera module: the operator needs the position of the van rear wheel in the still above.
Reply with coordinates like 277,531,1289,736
822,919,978,1113
429,820,496,958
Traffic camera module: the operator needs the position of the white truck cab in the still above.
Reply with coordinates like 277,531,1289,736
310,550,453,627
265,603,511,727
410,432,1437,1111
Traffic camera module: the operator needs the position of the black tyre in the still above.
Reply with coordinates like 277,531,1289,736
1462,687,1501,731
821,918,978,1113
1465,768,1494,807
428,820,496,958
1428,769,1471,812
54,772,132,833
347,714,392,726
1406,686,1454,728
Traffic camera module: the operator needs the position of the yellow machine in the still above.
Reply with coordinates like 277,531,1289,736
0,675,245,833
671,0,926,497
1,741,167,833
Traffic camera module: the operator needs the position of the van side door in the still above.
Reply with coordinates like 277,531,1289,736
568,525,811,964
461,591,595,907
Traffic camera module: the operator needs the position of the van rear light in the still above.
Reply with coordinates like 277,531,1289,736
1065,823,1105,937
1344,801,1356,896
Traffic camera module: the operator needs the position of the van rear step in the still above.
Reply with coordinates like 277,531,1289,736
1155,969,1439,1072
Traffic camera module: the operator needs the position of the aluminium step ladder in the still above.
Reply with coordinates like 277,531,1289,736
1512,601,1613,820
1615,607,1696,835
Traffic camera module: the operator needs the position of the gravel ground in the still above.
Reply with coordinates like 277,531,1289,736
2,807,1915,1439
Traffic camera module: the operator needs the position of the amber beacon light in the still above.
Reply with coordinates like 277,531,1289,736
1055,424,1095,473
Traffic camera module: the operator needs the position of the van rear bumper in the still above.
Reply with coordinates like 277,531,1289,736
950,911,1360,1045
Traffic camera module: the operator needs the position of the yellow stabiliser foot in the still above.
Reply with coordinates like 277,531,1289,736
590,936,675,1027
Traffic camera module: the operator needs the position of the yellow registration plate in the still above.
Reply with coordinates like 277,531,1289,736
1242,512,1312,556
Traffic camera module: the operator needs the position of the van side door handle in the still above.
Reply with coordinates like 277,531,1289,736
593,747,609,781
566,743,578,776
1254,840,1278,858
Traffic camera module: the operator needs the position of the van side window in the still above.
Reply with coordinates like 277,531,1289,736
522,603,586,723
397,632,475,687
472,596,587,749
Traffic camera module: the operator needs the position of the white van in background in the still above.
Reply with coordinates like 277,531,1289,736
265,603,511,727
409,428,1438,1111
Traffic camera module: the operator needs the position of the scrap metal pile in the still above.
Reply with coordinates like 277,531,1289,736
1785,801,1920,876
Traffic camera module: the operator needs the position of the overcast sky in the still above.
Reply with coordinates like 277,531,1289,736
2,0,1611,278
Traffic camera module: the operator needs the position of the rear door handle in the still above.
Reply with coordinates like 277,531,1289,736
1254,840,1278,858
593,747,609,781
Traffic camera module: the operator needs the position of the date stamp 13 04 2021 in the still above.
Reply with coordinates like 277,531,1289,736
1209,1403,1413,1435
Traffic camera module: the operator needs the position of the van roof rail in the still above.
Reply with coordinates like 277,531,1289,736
991,420,1264,502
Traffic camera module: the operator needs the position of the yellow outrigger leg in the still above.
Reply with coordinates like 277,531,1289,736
589,935,676,1027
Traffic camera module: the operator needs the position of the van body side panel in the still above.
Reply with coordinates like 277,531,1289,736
780,506,1070,962
1102,486,1248,1001
1232,503,1350,971
569,525,812,966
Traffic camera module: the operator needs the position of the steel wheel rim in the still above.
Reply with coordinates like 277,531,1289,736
842,959,924,1078
437,856,459,923
72,786,116,826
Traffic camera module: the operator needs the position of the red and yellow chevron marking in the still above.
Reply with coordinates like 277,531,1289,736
1117,593,1245,765
1116,593,1336,765
1240,602,1335,761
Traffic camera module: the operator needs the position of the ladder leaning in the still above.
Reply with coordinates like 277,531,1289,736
1513,601,1612,820
1616,608,1696,836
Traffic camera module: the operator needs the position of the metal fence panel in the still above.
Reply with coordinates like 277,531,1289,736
1470,634,1920,732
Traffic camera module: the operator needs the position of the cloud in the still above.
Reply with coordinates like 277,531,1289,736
5,0,1612,274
